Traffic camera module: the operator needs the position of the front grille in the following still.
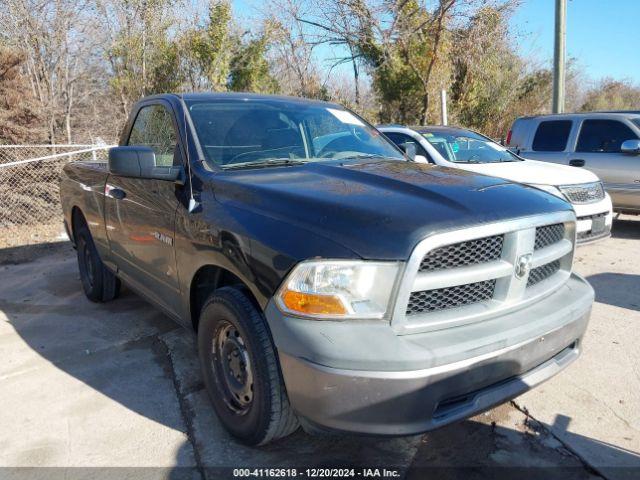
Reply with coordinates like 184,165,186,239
406,280,496,315
418,235,503,272
395,214,576,332
559,182,605,204
534,223,565,250
527,260,561,287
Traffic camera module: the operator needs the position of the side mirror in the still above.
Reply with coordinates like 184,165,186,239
399,141,417,160
620,139,640,155
109,146,183,181
414,154,428,164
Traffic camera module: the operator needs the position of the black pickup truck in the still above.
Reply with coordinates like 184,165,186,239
60,93,594,445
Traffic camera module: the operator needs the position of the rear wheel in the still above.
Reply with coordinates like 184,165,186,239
75,220,120,302
197,286,299,445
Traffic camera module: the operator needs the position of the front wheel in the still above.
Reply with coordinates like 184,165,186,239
197,286,299,445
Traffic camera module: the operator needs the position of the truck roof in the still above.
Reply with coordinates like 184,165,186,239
514,111,640,121
140,92,340,108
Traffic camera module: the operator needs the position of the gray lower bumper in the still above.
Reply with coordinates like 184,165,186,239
279,326,582,435
267,274,593,435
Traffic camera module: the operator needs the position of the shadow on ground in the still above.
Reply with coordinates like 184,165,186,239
585,273,640,311
611,216,640,240
1,242,639,480
407,409,639,480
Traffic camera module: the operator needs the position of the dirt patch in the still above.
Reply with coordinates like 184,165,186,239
0,222,67,249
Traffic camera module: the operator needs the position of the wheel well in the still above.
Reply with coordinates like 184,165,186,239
189,265,259,331
71,207,86,242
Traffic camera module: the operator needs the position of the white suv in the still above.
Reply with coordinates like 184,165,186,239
379,124,613,244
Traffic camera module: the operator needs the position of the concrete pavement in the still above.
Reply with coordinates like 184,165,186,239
1,217,639,479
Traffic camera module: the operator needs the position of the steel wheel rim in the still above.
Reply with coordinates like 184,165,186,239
211,320,254,414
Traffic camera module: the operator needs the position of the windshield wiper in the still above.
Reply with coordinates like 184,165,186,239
222,158,308,170
340,154,389,161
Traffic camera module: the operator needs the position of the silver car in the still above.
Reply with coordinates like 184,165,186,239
506,112,640,214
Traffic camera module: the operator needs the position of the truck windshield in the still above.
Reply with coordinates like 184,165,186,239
185,100,404,168
421,130,521,164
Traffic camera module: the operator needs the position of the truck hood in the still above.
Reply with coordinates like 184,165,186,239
449,158,600,186
214,160,572,260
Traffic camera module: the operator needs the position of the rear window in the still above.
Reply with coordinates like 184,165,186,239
532,120,573,151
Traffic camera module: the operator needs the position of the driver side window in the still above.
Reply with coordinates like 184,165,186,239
576,119,638,153
128,104,177,166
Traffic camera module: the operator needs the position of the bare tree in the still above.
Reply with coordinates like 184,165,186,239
1,0,102,143
262,0,327,98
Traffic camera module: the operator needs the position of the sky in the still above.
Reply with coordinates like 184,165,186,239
232,0,640,84
512,0,640,83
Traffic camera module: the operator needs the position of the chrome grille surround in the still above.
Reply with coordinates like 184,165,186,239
559,182,605,204
391,211,577,335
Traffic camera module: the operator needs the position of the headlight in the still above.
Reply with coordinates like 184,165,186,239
276,260,400,319
527,184,566,200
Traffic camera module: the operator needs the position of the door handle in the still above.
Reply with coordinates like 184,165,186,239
569,159,585,167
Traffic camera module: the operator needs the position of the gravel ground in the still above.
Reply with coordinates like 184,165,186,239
0,216,638,480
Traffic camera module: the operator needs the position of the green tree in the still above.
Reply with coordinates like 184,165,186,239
229,30,279,93
448,5,522,137
101,0,180,116
180,1,233,91
354,0,455,124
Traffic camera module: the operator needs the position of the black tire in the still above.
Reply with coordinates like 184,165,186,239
197,286,299,445
75,220,120,302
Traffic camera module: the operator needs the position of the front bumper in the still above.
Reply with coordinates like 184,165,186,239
574,194,613,244
266,273,594,436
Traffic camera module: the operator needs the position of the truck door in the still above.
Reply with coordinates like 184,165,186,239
104,101,182,317
571,119,640,210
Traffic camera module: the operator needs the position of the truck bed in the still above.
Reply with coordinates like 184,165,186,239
59,160,110,251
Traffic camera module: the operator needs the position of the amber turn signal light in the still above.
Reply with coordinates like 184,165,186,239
280,289,348,316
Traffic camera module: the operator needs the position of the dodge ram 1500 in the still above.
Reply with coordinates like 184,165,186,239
60,93,594,445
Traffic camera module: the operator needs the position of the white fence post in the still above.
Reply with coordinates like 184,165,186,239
440,89,448,126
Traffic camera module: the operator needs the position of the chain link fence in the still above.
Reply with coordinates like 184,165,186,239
0,144,112,247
